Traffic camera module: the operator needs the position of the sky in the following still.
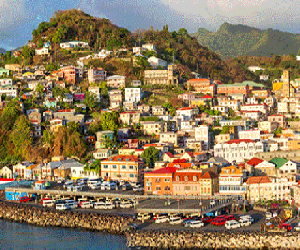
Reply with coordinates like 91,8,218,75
1,0,300,50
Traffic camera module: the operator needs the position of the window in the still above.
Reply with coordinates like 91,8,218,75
122,165,126,169
165,178,170,182
185,176,189,181
130,174,134,178
112,165,117,169
129,166,134,170
165,186,170,191
176,176,180,181
156,186,161,191
193,176,197,181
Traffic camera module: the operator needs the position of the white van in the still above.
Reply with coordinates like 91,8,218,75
239,215,254,223
169,217,183,225
94,202,106,209
137,213,151,221
189,220,205,228
101,182,117,190
73,186,83,192
239,218,251,227
56,204,69,210
81,201,93,209
155,215,169,224
225,220,241,229
67,185,74,192
43,200,55,207
120,201,133,209
104,202,115,209
65,200,77,209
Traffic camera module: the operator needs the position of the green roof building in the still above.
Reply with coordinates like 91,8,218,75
269,157,288,168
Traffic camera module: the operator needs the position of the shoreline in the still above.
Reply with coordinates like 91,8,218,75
1,201,300,249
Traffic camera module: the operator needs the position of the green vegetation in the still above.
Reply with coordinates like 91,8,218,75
192,22,300,59
141,146,160,168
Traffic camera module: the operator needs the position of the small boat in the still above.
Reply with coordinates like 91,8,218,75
0,178,14,185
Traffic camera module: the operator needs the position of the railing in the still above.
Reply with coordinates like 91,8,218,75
5,187,235,201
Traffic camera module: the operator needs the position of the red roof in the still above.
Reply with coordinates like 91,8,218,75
145,167,177,175
178,107,192,111
225,139,254,144
173,159,187,163
167,163,192,168
185,152,194,158
164,152,174,158
247,158,263,167
102,155,141,162
199,171,218,179
201,94,213,99
246,176,271,184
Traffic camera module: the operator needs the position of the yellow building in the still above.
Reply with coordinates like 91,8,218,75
288,139,300,150
245,176,273,202
199,171,219,196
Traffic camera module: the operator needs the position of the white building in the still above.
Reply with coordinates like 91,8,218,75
148,56,167,69
35,47,49,56
0,78,13,86
0,85,18,98
159,132,178,145
248,66,264,72
125,88,142,102
241,104,268,114
238,129,261,140
88,86,101,102
176,107,197,121
243,111,262,120
106,75,126,88
218,99,241,111
142,43,156,51
195,125,213,150
60,41,89,49
133,47,147,54
214,139,264,163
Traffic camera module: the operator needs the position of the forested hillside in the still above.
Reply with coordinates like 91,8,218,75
192,22,300,59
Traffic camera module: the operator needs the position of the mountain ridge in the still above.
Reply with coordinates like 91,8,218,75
191,22,300,58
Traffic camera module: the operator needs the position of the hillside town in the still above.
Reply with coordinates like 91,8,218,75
2,36,300,209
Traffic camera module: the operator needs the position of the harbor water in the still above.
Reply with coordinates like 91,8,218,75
0,219,129,250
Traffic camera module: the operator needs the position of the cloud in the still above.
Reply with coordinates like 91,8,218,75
1,0,300,50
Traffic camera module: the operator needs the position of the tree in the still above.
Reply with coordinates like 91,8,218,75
36,83,44,94
163,102,176,116
9,115,32,160
84,92,97,110
85,159,101,173
141,146,160,168
274,126,282,136
100,111,119,132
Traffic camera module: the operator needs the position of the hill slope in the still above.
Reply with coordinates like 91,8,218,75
0,48,6,54
191,22,300,58
28,10,255,83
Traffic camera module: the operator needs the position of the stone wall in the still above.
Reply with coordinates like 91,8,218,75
0,201,133,234
127,231,300,249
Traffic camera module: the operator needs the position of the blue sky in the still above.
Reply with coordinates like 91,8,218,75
1,0,300,50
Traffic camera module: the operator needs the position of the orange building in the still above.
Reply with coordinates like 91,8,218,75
59,66,81,84
217,84,250,97
172,168,202,196
144,167,177,195
101,155,144,182
187,79,216,96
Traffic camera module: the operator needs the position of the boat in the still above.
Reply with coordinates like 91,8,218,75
0,178,14,185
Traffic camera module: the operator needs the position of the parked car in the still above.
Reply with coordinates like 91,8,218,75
133,185,143,192
94,202,106,209
189,220,205,228
169,217,183,225
239,215,254,223
239,218,252,227
56,204,70,210
137,213,152,221
63,181,73,189
121,183,132,191
65,200,77,209
42,199,56,207
41,198,51,204
202,217,213,224
19,196,30,203
120,201,133,209
225,220,241,229
80,201,93,209
155,215,169,223
294,223,300,231
90,182,102,190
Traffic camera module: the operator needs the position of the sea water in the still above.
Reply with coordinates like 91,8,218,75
0,219,129,250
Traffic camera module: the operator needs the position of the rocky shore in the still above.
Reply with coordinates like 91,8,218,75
127,230,300,249
2,201,300,249
0,201,133,234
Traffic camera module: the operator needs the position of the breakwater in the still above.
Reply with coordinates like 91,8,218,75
2,201,300,249
127,230,300,249
0,201,133,234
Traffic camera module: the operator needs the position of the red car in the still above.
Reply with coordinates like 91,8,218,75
201,217,213,223
279,223,292,231
225,215,235,221
41,198,51,204
212,218,226,226
19,196,30,203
